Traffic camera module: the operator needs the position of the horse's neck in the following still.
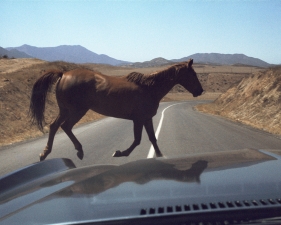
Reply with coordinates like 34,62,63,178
150,68,178,102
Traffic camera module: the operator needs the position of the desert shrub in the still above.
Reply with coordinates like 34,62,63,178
276,85,281,92
262,97,269,106
270,78,281,91
278,95,281,104
252,90,261,97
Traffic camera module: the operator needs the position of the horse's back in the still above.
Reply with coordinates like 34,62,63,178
56,69,138,114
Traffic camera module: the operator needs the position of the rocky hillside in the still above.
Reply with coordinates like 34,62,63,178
197,66,281,135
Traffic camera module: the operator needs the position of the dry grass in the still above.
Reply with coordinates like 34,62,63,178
0,59,104,146
196,66,281,136
0,58,260,147
162,92,222,102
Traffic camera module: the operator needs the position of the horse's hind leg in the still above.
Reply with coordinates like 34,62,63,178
144,118,163,157
40,112,67,161
60,109,88,160
112,120,143,157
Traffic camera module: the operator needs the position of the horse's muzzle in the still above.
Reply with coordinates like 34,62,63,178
193,89,204,97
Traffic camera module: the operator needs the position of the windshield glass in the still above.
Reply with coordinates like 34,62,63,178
0,1,281,224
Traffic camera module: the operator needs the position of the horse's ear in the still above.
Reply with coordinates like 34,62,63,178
187,59,193,68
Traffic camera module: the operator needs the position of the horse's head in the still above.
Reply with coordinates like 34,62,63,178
177,59,204,97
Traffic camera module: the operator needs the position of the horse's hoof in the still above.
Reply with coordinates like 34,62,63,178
156,153,163,158
77,151,84,160
112,150,122,157
39,153,46,161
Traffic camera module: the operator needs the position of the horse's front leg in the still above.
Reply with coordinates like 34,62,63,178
144,118,163,157
112,120,143,157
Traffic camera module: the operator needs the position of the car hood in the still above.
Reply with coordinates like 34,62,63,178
1,148,281,224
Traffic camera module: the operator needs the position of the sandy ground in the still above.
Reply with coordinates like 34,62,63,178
0,58,45,75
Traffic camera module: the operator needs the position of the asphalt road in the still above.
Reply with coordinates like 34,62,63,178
1,100,281,177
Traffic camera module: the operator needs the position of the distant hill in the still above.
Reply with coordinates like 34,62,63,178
127,57,174,68
0,47,32,59
174,53,271,68
6,45,129,66
126,53,271,68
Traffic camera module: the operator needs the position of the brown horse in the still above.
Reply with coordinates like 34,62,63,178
29,59,203,161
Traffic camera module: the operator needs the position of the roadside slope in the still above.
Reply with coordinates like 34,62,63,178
0,60,104,146
197,66,281,135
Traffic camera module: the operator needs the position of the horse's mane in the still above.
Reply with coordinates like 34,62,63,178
125,63,187,86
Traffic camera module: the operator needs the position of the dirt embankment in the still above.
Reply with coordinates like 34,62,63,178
0,60,106,146
197,66,281,136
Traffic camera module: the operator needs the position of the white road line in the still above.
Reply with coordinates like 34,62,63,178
147,102,185,158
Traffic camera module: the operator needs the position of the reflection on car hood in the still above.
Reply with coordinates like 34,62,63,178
1,149,281,224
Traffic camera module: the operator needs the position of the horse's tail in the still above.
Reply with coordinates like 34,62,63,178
29,71,63,131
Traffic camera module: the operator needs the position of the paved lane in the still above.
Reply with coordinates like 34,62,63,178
1,100,281,177
157,101,281,156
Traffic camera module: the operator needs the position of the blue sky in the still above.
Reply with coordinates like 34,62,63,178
1,0,281,64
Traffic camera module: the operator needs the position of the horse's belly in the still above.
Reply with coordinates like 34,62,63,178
88,86,158,120
91,100,158,121
89,99,134,120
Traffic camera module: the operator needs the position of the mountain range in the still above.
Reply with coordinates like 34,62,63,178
0,46,32,59
174,53,271,68
5,45,128,66
1,44,272,67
